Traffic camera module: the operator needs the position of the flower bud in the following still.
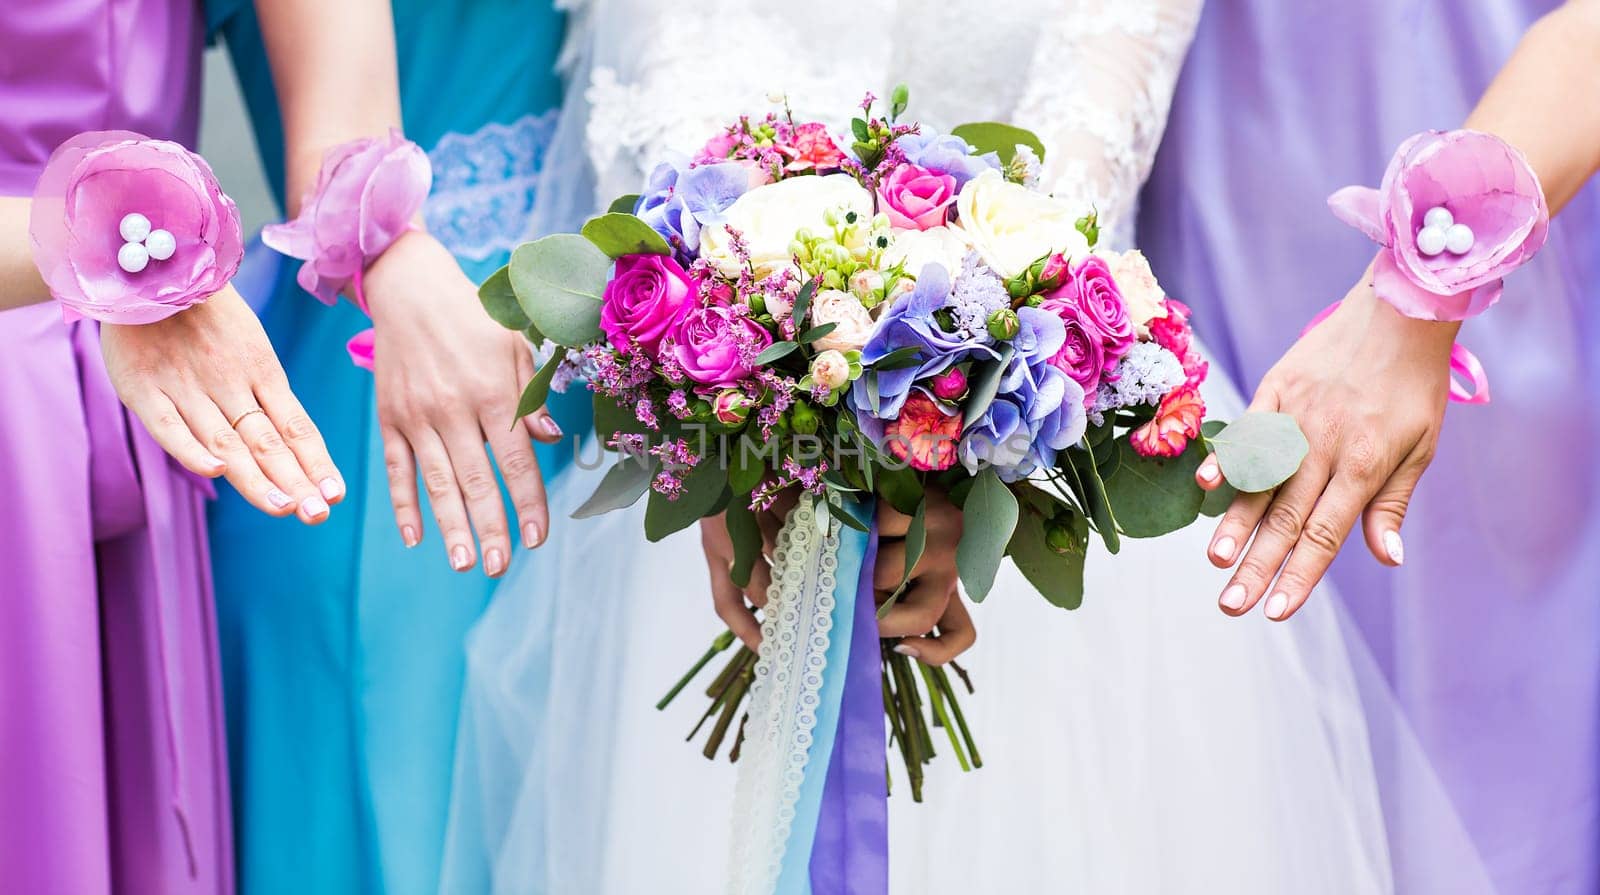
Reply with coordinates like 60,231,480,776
822,269,844,290
1038,252,1070,290
789,400,820,435
810,350,851,390
886,276,916,303
1044,521,1077,556
788,239,810,263
848,268,885,301
929,365,968,401
713,389,753,425
987,308,1021,341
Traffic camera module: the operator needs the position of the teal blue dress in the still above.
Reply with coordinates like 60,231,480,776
208,3,590,892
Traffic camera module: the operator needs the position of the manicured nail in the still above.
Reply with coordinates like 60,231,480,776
300,495,330,519
1212,535,1237,563
1199,459,1221,483
203,454,227,474
1220,583,1248,611
1383,530,1405,565
892,643,920,659
539,416,563,439
319,477,345,502
266,488,294,510
522,522,544,549
450,545,472,571
1264,592,1290,620
401,525,419,548
485,547,505,577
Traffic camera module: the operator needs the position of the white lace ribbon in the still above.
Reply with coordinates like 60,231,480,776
726,493,842,895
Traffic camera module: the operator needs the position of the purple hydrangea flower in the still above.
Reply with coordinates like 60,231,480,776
634,158,749,254
894,131,1001,189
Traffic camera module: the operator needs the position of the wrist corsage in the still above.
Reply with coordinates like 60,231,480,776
29,131,243,324
262,129,431,370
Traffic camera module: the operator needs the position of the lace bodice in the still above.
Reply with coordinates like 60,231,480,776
575,0,1203,249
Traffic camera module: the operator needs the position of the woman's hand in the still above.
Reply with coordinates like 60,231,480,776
1199,277,1457,621
102,286,343,523
364,230,563,577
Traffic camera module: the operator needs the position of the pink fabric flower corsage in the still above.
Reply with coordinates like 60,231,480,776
29,130,242,324
1328,129,1548,322
262,130,431,370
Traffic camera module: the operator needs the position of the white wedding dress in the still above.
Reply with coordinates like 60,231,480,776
439,2,1499,893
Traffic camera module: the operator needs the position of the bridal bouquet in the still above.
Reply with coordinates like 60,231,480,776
481,87,1305,888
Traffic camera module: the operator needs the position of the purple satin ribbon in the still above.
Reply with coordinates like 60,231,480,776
811,521,889,894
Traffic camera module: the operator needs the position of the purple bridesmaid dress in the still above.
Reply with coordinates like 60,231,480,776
1141,2,1600,893
0,2,232,892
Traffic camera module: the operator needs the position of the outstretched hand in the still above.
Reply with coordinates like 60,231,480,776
1199,279,1456,621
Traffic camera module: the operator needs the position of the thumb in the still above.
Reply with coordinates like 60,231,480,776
1360,444,1432,567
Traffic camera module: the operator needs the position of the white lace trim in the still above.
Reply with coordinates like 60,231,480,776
726,493,841,895
424,110,560,262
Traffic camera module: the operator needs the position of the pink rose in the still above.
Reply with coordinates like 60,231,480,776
1040,297,1105,397
783,122,846,173
29,131,243,324
1329,129,1549,321
712,389,754,425
929,365,969,401
1131,384,1205,458
672,304,773,388
885,392,962,472
1043,255,1135,372
876,163,958,231
601,253,696,356
695,130,740,165
262,129,430,306
808,289,876,352
810,350,852,391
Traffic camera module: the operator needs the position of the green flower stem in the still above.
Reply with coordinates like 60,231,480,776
932,666,983,770
657,630,736,710
688,648,755,741
703,664,754,760
920,662,970,772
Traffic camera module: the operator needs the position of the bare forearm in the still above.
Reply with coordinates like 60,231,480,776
1465,0,1600,214
253,0,404,215
0,197,50,310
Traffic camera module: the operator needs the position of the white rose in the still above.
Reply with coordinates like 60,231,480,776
882,225,973,280
953,169,1090,279
1101,249,1168,335
810,350,851,390
700,174,874,279
808,289,876,352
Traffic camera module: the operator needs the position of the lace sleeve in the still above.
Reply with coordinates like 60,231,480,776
1014,0,1204,249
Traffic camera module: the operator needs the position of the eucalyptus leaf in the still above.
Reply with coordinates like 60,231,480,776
1101,438,1205,538
1007,508,1085,609
571,456,655,519
1208,412,1310,492
791,278,818,325
755,341,799,365
729,438,769,495
644,460,727,542
870,345,923,371
479,264,532,331
580,212,671,258
963,344,1015,425
726,502,763,588
797,322,838,345
1064,444,1119,554
607,193,642,215
508,234,610,347
826,500,871,534
1200,479,1238,518
950,121,1047,165
874,463,924,516
594,393,649,446
956,468,1019,601
513,346,568,421
888,497,928,603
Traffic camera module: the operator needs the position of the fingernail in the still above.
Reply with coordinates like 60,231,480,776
1199,459,1220,483
203,454,227,474
319,477,345,501
485,547,505,577
1212,535,1237,563
266,488,294,510
540,416,563,439
300,495,330,519
522,522,544,549
892,643,920,659
450,545,472,571
1383,530,1405,565
1265,592,1290,620
1220,584,1248,611
401,525,419,548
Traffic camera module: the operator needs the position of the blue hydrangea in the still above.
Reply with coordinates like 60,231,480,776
1088,342,1186,425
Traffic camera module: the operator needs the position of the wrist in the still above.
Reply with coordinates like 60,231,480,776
1345,273,1461,357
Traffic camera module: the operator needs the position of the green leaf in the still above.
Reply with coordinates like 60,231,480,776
791,278,818,325
890,498,928,602
1101,438,1205,538
826,499,871,534
607,193,642,215
593,393,648,446
865,370,882,415
870,346,923,371
1198,419,1236,517
851,117,871,143
950,121,1047,165
508,234,610,347
571,456,654,519
726,502,763,588
956,468,1019,601
797,322,838,345
1064,443,1119,554
729,438,769,495
874,463,924,516
580,212,672,258
513,347,568,421
1208,412,1310,492
755,341,799,365
644,460,727,542
1007,508,1085,609
963,344,1015,425
479,264,533,331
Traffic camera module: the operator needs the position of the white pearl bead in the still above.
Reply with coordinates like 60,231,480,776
1423,206,1455,232
144,228,176,261
1445,223,1475,255
119,212,152,244
1416,226,1448,257
117,241,150,273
